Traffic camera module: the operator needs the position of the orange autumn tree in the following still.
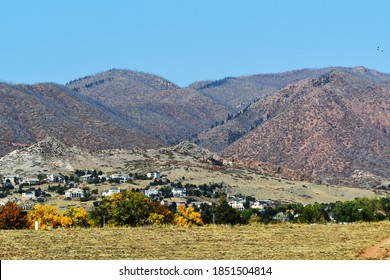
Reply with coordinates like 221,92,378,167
173,205,204,226
0,201,29,229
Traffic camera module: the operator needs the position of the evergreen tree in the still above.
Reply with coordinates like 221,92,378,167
215,198,241,225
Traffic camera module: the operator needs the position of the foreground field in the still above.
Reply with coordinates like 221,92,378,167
1,222,389,260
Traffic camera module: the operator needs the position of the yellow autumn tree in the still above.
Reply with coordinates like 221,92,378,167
27,204,62,230
58,215,73,228
173,205,204,226
146,213,167,225
62,207,93,228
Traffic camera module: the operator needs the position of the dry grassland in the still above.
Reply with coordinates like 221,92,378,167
163,166,379,204
1,222,389,260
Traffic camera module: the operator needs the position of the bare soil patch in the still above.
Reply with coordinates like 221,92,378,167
358,237,390,260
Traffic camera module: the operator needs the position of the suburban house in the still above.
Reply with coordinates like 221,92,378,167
102,187,121,197
228,199,246,211
146,171,161,180
80,174,93,182
251,201,265,210
98,174,109,181
22,178,40,185
110,174,129,182
65,188,85,199
188,201,211,208
172,187,186,197
144,188,161,198
3,175,22,183
46,174,65,183
251,199,274,210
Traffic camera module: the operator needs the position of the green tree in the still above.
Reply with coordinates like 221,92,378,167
298,203,324,224
332,198,382,223
215,198,241,225
199,203,214,224
90,191,173,227
241,209,255,224
37,174,47,181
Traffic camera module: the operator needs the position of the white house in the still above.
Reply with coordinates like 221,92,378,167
102,187,121,197
98,174,109,181
46,174,65,183
22,178,40,185
110,174,129,182
251,200,274,210
251,201,265,210
146,171,161,180
172,187,186,197
3,175,22,183
228,199,245,211
144,188,161,198
65,188,85,199
80,174,93,182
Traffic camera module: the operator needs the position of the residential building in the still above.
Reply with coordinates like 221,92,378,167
80,174,93,183
102,187,121,197
110,174,129,182
146,171,161,180
144,188,161,198
172,187,186,197
46,174,65,183
22,178,40,185
65,188,85,199
3,175,22,183
228,199,246,211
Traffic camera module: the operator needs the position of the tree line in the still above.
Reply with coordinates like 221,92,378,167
1,194,389,230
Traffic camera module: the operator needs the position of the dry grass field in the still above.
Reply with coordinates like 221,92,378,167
1,222,389,260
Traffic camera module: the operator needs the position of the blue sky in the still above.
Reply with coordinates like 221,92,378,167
0,0,388,86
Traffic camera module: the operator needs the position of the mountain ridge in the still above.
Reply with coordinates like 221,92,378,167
218,70,390,180
1,66,389,182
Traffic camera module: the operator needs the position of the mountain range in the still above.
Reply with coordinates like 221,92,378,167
1,66,389,181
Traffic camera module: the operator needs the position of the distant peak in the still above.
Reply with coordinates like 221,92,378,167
352,66,369,73
312,69,356,87
66,68,179,90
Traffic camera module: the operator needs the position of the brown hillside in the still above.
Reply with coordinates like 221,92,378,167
0,82,162,157
67,69,229,144
220,70,390,180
